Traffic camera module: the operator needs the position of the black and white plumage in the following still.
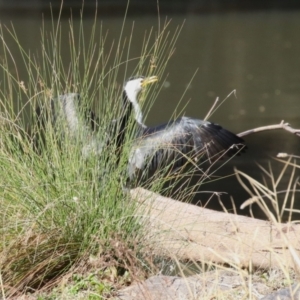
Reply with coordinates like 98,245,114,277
121,76,246,183
35,76,246,185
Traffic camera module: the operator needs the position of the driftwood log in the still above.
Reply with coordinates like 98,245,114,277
131,188,300,270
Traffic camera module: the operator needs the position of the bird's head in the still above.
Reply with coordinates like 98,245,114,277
123,76,158,105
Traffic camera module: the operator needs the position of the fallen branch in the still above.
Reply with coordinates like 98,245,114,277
237,120,300,138
131,188,300,270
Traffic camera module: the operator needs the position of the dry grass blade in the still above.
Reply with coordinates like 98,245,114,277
237,159,300,224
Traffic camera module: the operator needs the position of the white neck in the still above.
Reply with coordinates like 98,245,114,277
132,100,143,124
124,82,144,125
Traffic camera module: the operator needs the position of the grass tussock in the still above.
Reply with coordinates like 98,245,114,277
0,8,183,297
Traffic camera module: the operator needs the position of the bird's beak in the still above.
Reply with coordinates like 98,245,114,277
142,76,158,87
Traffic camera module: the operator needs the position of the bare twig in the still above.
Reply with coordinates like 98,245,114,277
277,153,300,159
237,120,300,138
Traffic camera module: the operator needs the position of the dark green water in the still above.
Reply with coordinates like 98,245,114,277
1,10,300,220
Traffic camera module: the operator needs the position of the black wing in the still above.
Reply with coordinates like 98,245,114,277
127,116,245,180
35,93,104,156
